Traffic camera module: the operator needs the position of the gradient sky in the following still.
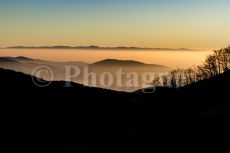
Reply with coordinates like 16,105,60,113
1,0,230,49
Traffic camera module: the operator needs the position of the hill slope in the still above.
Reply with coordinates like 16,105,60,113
1,68,230,153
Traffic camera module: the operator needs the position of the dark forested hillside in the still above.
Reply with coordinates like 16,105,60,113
1,68,230,153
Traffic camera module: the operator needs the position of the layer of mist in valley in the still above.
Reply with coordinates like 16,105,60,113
0,56,170,91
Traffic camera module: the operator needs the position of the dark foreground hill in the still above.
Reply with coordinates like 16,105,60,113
1,68,230,153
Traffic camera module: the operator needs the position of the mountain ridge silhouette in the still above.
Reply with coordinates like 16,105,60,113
1,68,230,153
6,45,193,51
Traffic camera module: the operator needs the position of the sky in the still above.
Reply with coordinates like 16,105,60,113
1,0,230,49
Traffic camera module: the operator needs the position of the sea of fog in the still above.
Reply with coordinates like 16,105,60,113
0,49,212,68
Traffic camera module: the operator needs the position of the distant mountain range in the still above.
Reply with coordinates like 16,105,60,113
7,45,193,51
0,56,168,68
92,59,165,67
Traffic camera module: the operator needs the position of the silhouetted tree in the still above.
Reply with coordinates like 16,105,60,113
152,76,160,87
183,68,196,85
203,55,219,77
214,50,222,74
162,75,169,87
221,46,230,72
169,69,179,88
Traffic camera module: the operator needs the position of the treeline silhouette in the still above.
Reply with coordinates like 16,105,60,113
152,46,230,88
